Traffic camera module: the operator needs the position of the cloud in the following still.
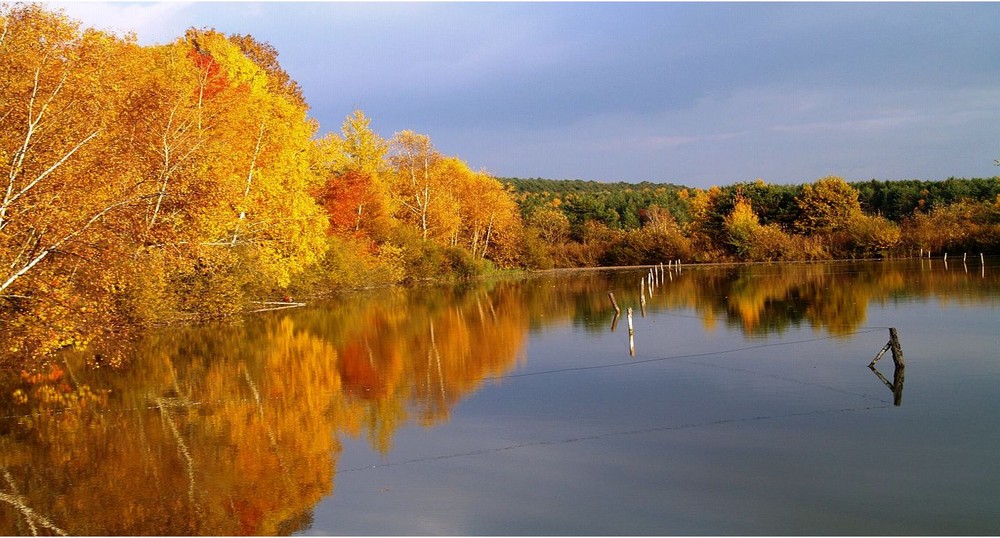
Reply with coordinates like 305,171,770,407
40,2,1000,187
54,2,194,44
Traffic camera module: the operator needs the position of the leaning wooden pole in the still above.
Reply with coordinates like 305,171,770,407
870,327,905,369
608,292,621,315
866,328,905,406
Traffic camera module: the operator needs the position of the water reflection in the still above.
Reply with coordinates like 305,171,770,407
0,260,997,534
0,283,530,535
867,327,906,406
869,362,905,406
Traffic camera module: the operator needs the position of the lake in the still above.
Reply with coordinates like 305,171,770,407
2,259,999,535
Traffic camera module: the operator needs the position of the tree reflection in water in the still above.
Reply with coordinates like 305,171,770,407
0,260,996,534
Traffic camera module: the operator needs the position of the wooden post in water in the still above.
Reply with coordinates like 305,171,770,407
867,327,905,406
869,360,905,406
627,307,635,356
888,327,904,369
639,280,647,316
608,292,621,316
870,327,905,369
891,363,905,406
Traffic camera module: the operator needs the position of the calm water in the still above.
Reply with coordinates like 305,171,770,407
2,259,999,535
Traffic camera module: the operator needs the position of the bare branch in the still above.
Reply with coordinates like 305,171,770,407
5,129,100,209
0,492,69,536
231,120,267,247
146,95,206,233
0,15,8,50
0,195,134,295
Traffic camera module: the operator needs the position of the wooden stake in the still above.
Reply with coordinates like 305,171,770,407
870,327,905,369
627,307,635,357
608,292,621,315
889,327,904,369
869,341,891,367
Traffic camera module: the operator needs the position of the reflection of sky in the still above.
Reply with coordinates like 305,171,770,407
309,293,1000,535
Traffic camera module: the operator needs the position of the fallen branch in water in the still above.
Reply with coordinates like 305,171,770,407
247,301,306,313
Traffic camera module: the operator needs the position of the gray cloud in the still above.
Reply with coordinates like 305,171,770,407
56,2,1000,187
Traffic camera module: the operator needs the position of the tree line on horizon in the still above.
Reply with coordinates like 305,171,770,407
503,175,1000,267
1,3,998,368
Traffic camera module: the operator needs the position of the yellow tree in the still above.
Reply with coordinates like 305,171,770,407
0,5,140,297
450,167,523,264
0,6,153,360
794,176,863,235
1,12,330,364
389,130,441,241
175,29,328,292
723,193,762,259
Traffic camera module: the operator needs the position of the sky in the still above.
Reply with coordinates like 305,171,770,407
53,1,1000,189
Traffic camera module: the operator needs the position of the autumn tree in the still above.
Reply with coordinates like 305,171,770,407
389,130,441,241
0,5,149,359
723,194,763,258
138,29,328,310
1,8,330,365
794,176,863,235
315,110,392,238
846,213,901,257
529,208,571,245
0,5,137,297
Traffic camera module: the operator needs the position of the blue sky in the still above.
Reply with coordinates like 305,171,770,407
56,1,1000,188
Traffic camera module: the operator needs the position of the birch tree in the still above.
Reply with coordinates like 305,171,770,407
389,130,440,241
0,5,136,297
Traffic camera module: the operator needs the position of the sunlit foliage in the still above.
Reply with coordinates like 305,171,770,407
0,5,526,367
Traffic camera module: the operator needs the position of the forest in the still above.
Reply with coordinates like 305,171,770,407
1,4,999,368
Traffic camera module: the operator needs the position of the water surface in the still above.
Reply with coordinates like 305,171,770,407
2,260,999,535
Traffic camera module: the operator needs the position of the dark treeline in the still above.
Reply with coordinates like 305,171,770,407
853,177,1000,221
